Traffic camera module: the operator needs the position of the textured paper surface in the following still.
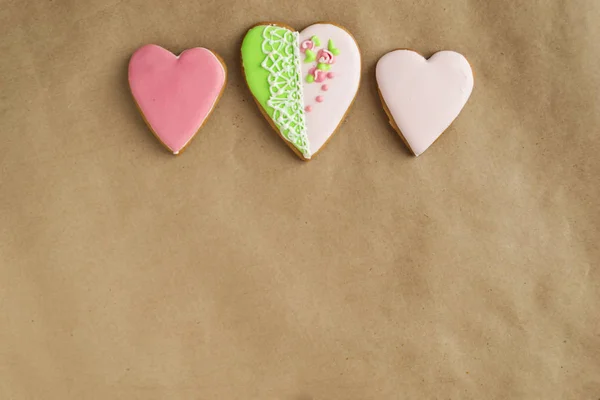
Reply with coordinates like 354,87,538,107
1,0,599,398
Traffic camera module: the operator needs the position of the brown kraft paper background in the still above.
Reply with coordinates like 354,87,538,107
1,0,599,398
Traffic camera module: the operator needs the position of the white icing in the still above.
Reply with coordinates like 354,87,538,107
376,50,474,156
261,26,311,159
299,24,361,156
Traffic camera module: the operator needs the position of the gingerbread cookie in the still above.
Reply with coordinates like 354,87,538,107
376,50,474,156
128,44,227,155
241,23,361,160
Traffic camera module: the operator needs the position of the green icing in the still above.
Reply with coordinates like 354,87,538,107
328,39,341,56
311,35,321,46
304,49,316,63
241,26,271,113
306,74,315,83
317,63,331,71
241,25,310,158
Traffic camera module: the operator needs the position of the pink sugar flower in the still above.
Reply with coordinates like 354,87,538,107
300,40,315,53
309,67,327,83
317,49,335,64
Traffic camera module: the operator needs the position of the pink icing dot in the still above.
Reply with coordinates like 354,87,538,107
305,105,312,112
316,96,324,103
321,84,329,91
327,72,335,79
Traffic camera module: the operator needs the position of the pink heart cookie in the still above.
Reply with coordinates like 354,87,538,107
376,50,474,156
128,44,227,154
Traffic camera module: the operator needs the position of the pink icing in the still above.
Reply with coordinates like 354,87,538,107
321,84,328,91
316,96,324,103
305,105,312,112
327,72,335,79
128,44,226,154
299,23,361,157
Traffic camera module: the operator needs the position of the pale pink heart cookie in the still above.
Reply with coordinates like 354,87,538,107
128,44,227,154
376,50,474,156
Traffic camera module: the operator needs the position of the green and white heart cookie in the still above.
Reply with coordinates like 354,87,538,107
241,22,361,160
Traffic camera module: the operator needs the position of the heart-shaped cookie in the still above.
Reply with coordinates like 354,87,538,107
128,44,227,155
241,23,361,160
376,50,474,156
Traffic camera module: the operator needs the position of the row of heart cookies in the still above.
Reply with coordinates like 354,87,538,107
129,22,474,159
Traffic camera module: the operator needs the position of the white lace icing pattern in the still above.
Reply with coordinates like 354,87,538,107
261,26,311,159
